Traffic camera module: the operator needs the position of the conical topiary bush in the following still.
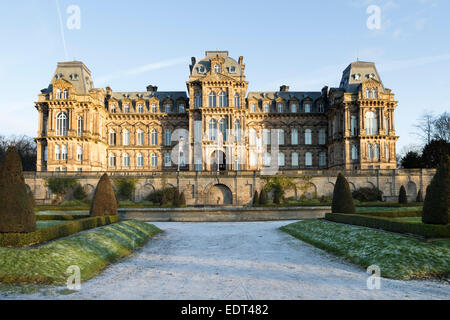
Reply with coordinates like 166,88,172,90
90,173,118,217
259,189,268,206
332,173,355,214
179,192,186,206
416,189,424,203
0,147,36,233
422,157,449,225
252,191,259,207
398,185,408,204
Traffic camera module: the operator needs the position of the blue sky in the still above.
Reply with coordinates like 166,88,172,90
0,0,449,153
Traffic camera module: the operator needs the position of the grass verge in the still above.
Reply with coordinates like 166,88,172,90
281,220,450,280
0,220,162,284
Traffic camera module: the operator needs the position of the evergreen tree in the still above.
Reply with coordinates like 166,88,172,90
416,189,424,203
259,189,268,205
398,185,408,204
331,173,355,214
422,157,449,225
90,174,118,217
252,191,259,206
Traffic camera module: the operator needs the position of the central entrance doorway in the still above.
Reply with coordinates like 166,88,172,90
211,150,226,171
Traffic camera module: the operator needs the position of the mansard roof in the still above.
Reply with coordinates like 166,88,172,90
339,61,384,93
110,91,188,101
247,91,323,102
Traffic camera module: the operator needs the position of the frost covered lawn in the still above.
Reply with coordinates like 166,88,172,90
281,220,450,280
356,207,422,214
0,220,162,284
36,221,66,229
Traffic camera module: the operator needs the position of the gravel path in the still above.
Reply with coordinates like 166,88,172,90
3,221,450,300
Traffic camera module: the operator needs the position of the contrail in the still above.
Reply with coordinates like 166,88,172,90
56,0,69,60
96,57,189,86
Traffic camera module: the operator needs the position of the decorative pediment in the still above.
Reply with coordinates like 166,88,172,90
52,78,74,89
201,72,237,83
361,77,382,89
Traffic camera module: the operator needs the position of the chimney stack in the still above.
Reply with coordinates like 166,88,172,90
147,85,158,93
280,85,290,92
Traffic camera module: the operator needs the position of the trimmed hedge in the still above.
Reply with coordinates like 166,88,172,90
0,215,120,248
357,210,422,218
35,214,89,221
325,213,450,239
356,202,423,208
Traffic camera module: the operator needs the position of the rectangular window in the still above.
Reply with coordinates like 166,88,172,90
165,130,172,146
164,153,172,167
319,129,326,145
251,104,256,113
291,129,298,145
263,129,271,145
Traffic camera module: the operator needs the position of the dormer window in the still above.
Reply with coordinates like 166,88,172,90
304,103,311,113
179,104,185,113
291,104,297,113
318,104,324,113
110,104,116,113
354,74,361,80
63,89,69,99
199,66,205,73
70,74,79,81
263,104,270,113
138,104,144,113
55,89,62,100
151,104,158,113
124,104,130,113
277,104,283,113
165,104,171,113
230,66,236,73
214,65,221,73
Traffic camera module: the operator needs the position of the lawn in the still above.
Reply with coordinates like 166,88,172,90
356,206,422,214
392,217,423,223
0,220,162,284
281,220,450,280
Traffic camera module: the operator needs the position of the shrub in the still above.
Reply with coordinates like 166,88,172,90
114,178,136,201
259,189,268,205
422,157,449,225
28,189,36,208
252,191,259,206
0,147,36,233
161,192,168,205
352,187,383,202
399,186,408,204
416,189,424,203
90,174,118,217
273,186,282,205
35,214,89,221
332,173,355,214
179,192,186,206
0,215,120,248
73,183,87,201
173,189,181,207
326,213,450,239
45,177,78,203
147,187,177,205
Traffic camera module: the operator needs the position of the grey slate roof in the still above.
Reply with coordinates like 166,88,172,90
110,91,188,101
247,91,323,101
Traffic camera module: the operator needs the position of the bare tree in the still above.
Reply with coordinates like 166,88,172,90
433,112,450,142
0,135,37,171
413,112,435,144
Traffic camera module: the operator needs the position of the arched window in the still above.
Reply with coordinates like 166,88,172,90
278,129,285,145
291,129,298,145
109,153,116,167
374,144,380,159
291,104,297,113
233,93,240,108
351,115,358,136
365,111,378,135
122,129,130,146
136,129,144,146
165,104,171,113
109,130,116,146
386,145,390,161
151,129,158,145
263,104,270,113
138,104,144,113
56,112,68,136
292,152,299,167
352,144,359,160
278,104,284,113
250,151,257,166
63,89,69,99
249,128,257,146
195,93,202,108
305,129,312,145
214,64,221,73
319,152,327,167
55,89,62,100
209,120,217,141
367,144,373,159
124,104,130,113
234,120,241,142
61,145,67,161
55,145,61,160
123,153,130,167
77,146,83,162
319,129,326,145
264,152,271,167
137,153,144,167
305,152,313,167
209,92,216,107
151,153,158,167
219,119,227,141
304,103,311,113
278,153,286,166
77,116,83,136
219,92,227,107
165,129,172,146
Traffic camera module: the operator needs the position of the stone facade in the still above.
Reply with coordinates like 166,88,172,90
24,169,434,206
34,51,398,173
